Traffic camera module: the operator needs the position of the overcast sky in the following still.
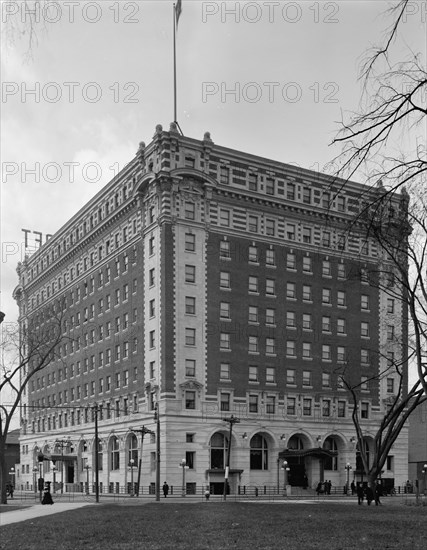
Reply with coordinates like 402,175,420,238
1,0,425,325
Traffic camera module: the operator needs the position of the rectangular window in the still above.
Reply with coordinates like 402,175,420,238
265,308,275,325
248,246,258,263
322,372,331,387
322,288,331,304
249,365,258,382
337,291,346,306
387,298,395,314
185,233,196,252
220,302,230,319
337,400,346,418
286,253,296,269
361,402,369,419
337,264,346,279
322,345,331,361
303,188,311,204
248,336,259,353
266,337,275,354
303,285,312,301
302,227,312,243
249,276,259,293
302,343,312,359
286,282,296,299
387,378,394,393
149,299,155,318
286,369,296,384
337,346,346,362
286,224,296,240
337,318,346,334
185,359,196,377
185,391,196,409
265,219,275,237
220,363,230,380
387,325,395,341
185,265,196,283
266,395,276,414
302,370,312,385
322,260,331,276
322,232,331,247
266,278,275,295
266,178,274,195
287,397,296,415
149,268,155,286
361,349,370,365
248,215,258,233
248,306,258,323
220,392,230,412
361,295,370,310
220,271,230,289
266,249,275,266
185,202,195,220
149,330,155,349
287,183,295,200
361,322,370,337
219,209,230,226
303,398,312,416
220,240,230,259
185,328,196,346
249,394,258,413
266,367,276,383
303,257,312,273
286,311,296,328
286,340,296,357
248,173,257,191
220,333,230,350
302,313,312,330
322,400,331,417
185,296,196,315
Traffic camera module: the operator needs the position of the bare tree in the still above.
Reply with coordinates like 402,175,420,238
331,0,427,490
2,0,50,61
332,0,426,200
0,299,66,504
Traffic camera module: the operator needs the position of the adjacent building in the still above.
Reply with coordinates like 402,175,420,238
14,123,409,495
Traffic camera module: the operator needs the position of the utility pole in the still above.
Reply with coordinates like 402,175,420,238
154,403,161,502
131,426,155,496
222,415,240,501
93,403,99,503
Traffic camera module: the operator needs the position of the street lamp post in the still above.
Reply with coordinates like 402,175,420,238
52,466,57,494
345,463,352,494
422,464,427,496
222,415,240,501
131,426,155,496
37,452,44,503
180,459,188,497
129,459,135,496
84,464,91,495
281,461,290,494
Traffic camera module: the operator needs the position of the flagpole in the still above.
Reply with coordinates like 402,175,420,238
173,3,177,124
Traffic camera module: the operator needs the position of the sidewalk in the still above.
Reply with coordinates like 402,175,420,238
0,502,95,526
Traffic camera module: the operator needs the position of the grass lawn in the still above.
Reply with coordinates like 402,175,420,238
0,502,425,550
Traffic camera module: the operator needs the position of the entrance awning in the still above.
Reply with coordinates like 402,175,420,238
44,453,77,463
279,447,337,460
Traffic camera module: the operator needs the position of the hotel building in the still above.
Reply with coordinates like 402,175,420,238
14,123,409,495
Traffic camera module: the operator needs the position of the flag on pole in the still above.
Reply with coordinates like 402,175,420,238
175,0,182,27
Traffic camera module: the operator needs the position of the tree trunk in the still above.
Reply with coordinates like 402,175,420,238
0,436,8,504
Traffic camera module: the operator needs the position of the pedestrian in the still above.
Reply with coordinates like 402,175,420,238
41,482,54,505
350,481,356,495
204,488,210,501
374,481,382,506
9,484,14,499
327,480,332,495
357,483,364,505
162,481,169,498
316,481,323,495
366,485,374,505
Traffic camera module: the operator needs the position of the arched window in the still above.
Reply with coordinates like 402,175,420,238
323,437,338,470
128,434,138,463
210,432,228,469
110,437,120,470
250,434,268,470
94,441,103,471
287,435,304,450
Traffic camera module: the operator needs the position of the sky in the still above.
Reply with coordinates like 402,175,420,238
1,0,425,326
